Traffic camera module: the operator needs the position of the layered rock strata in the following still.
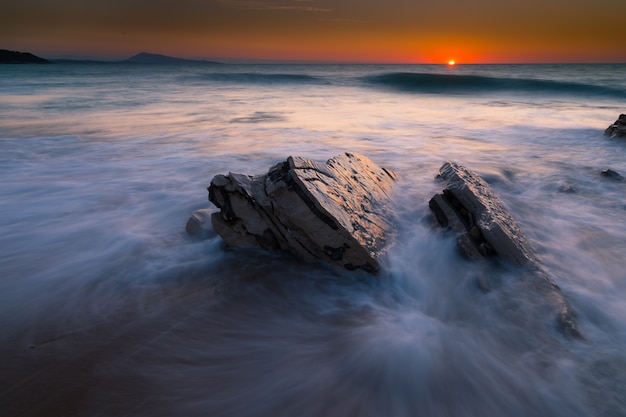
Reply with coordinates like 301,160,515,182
208,153,397,273
429,162,581,337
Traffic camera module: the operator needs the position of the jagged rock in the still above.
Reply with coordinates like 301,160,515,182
429,161,581,338
430,162,537,266
605,114,626,138
186,208,217,238
600,169,624,181
208,153,397,273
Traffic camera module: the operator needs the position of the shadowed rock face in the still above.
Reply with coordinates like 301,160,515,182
429,161,581,338
208,153,397,273
605,114,626,138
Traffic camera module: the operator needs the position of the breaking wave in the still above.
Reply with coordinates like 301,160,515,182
365,72,626,98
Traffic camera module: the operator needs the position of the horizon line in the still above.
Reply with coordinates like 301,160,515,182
45,56,626,66
7,48,626,65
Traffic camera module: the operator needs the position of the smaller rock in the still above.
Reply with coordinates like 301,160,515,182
600,169,624,181
558,183,577,194
430,162,537,266
429,162,581,338
186,208,217,239
604,114,626,138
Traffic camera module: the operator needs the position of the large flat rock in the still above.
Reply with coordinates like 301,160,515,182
208,153,397,273
429,161,581,337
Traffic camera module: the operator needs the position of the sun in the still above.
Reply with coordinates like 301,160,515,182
448,60,456,66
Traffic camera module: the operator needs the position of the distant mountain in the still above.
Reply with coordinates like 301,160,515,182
51,58,112,64
0,49,50,64
0,50,223,65
124,52,221,65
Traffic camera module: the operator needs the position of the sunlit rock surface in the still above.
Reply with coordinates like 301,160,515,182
430,161,581,338
208,153,397,273
605,114,626,138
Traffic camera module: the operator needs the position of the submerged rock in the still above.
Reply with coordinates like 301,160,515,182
558,182,577,194
429,161,581,337
186,208,217,239
605,114,626,138
600,169,624,181
208,153,397,273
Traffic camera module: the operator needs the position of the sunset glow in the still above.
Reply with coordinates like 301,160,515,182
448,60,456,66
3,0,625,63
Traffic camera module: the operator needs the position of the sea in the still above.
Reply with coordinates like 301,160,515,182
1,62,625,417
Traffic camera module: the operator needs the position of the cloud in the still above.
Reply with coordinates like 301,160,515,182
221,0,331,12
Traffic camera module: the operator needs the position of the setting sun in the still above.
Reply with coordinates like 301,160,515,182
448,60,456,66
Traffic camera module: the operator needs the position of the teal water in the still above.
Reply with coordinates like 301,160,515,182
1,63,625,416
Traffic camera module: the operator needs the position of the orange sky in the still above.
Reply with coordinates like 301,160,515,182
3,0,625,63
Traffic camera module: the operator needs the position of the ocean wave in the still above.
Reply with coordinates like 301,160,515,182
365,72,626,97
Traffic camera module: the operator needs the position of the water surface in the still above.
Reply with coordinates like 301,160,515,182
1,63,625,416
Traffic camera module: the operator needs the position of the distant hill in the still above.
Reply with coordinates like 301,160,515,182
0,50,223,65
0,49,50,64
51,58,112,64
124,52,221,65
